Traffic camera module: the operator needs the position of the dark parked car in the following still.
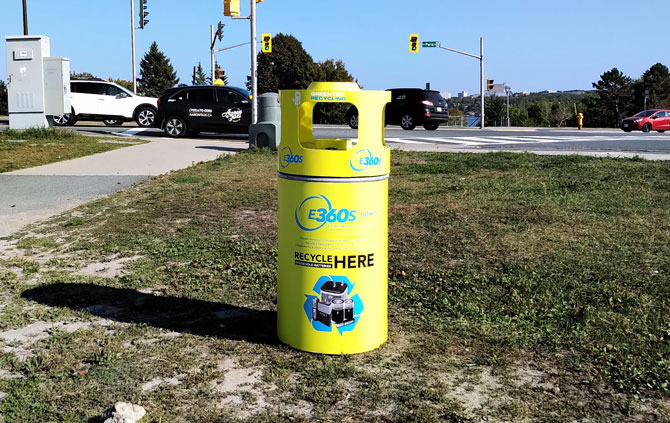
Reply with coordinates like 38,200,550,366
155,85,252,137
345,88,449,130
621,109,670,133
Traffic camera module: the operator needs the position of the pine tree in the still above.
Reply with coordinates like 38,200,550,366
253,33,317,92
206,61,228,85
0,79,7,115
193,62,208,85
138,42,179,97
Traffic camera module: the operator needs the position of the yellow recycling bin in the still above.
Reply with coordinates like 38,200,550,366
277,82,391,354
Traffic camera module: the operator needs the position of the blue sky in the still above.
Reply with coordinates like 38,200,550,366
2,0,669,95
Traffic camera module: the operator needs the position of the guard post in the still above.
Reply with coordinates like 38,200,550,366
277,82,391,354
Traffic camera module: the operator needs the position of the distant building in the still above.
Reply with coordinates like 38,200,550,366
441,92,452,100
458,91,469,98
540,90,558,94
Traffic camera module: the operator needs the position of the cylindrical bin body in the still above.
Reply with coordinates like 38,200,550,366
277,82,391,354
258,93,280,123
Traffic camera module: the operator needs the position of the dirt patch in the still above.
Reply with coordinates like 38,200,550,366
0,319,115,361
141,375,183,392
76,255,142,278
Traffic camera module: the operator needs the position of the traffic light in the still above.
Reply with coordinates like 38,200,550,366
409,34,419,53
487,79,494,90
139,0,148,29
217,21,225,42
224,0,240,17
262,33,272,53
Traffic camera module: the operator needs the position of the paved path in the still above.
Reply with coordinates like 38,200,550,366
1,138,246,237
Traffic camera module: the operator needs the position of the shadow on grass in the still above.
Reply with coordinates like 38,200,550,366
22,283,278,346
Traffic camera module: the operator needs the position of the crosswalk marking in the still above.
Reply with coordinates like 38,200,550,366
385,134,670,147
119,128,147,136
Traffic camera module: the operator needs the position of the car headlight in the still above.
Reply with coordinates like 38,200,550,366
634,118,643,123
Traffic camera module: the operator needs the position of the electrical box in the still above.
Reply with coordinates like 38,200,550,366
43,57,70,116
5,35,70,129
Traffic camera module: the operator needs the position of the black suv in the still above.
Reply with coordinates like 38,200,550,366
155,85,252,137
345,88,448,130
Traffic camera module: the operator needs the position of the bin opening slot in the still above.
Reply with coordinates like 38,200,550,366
310,102,358,144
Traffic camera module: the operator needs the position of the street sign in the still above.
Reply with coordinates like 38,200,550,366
422,41,438,48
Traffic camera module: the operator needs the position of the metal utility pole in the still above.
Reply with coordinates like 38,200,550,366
130,0,137,93
229,0,259,124
438,37,485,129
22,0,28,35
210,25,216,83
505,85,511,127
480,37,484,129
249,0,258,124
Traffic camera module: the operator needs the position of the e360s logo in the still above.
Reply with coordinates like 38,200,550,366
280,146,303,168
295,195,357,231
350,149,381,171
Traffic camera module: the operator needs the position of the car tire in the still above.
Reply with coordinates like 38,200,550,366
400,114,416,130
423,121,440,131
347,113,359,129
658,130,666,133
164,116,187,138
103,119,124,126
642,123,652,133
52,108,75,126
135,106,156,127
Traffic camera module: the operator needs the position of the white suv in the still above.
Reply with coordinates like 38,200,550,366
53,79,158,127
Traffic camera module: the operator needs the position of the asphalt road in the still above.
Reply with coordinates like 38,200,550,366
69,124,670,160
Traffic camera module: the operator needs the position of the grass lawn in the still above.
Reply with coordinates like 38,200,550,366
0,149,668,422
0,128,143,173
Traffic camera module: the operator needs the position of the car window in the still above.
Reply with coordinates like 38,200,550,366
658,111,667,117
101,84,124,96
216,88,240,105
634,110,655,117
75,83,104,95
169,90,188,102
394,94,407,101
188,89,215,102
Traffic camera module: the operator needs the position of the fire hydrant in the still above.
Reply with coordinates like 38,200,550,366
577,113,584,130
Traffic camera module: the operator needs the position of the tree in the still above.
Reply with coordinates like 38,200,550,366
592,68,633,127
634,63,670,110
484,97,506,126
312,59,357,124
192,62,208,85
254,33,317,93
549,102,573,127
527,102,551,126
137,42,179,98
0,80,7,115
211,61,229,85
70,71,97,79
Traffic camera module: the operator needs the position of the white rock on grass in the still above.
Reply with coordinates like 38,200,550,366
102,402,146,423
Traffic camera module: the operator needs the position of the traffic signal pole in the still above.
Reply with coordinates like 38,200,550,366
437,37,485,129
249,0,258,124
480,37,484,130
210,25,216,83
130,0,137,93
22,0,28,35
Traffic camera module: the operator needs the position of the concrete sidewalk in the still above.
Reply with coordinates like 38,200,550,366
1,138,246,237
